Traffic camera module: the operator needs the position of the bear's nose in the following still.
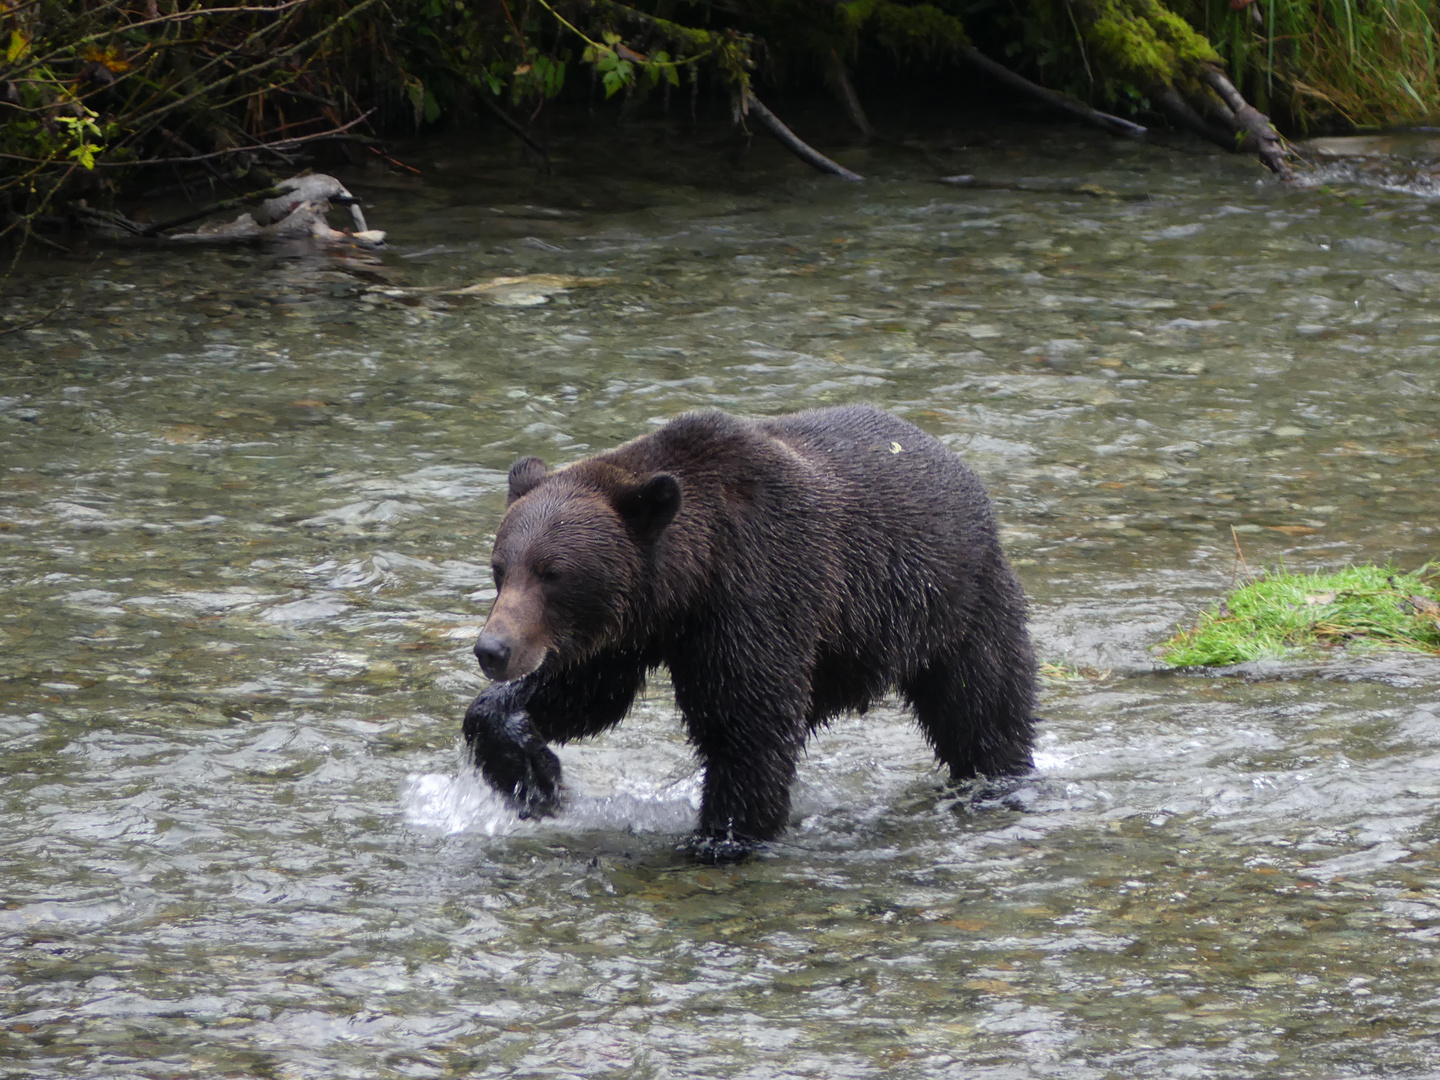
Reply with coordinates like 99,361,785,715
474,633,512,680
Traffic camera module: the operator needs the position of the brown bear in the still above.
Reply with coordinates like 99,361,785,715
463,404,1037,860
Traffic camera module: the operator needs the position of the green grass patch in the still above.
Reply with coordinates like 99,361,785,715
1161,564,1440,667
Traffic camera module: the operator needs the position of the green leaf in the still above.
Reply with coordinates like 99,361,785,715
602,60,633,97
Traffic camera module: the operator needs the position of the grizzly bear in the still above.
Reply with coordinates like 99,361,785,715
463,405,1037,860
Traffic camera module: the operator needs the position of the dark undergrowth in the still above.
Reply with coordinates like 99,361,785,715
2,0,1437,249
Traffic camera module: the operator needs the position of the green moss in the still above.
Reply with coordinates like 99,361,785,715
1160,565,1440,667
1076,0,1219,85
838,0,972,57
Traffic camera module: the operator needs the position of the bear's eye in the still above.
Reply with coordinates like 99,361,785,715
536,564,563,584
491,563,506,588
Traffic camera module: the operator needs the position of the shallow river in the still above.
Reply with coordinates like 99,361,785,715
2,115,1439,1079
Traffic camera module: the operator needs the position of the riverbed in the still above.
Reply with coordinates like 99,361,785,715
2,114,1438,1079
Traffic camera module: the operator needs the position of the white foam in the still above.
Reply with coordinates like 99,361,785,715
401,748,703,839
401,770,519,836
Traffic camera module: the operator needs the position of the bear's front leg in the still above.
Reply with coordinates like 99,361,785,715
463,680,562,819
681,697,807,864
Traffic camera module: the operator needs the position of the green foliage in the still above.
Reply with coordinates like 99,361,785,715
54,110,105,170
1079,0,1220,84
4,0,1440,247
1160,565,1440,667
837,0,973,57
1177,0,1440,127
1004,0,1218,99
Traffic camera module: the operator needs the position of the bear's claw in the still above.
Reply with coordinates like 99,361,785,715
510,745,562,819
679,832,759,864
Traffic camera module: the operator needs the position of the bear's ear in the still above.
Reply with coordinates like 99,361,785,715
507,456,548,505
614,472,682,541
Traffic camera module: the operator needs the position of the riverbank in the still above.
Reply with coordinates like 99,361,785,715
5,0,1438,250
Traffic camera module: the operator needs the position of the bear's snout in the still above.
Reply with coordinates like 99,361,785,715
476,583,551,682
474,633,512,680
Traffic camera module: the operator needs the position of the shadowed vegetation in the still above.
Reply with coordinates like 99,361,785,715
3,0,1439,242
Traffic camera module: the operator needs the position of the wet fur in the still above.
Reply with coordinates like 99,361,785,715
464,405,1038,859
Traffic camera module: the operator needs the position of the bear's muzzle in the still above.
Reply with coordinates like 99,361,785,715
474,633,512,680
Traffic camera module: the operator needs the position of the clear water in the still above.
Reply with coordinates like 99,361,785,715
2,115,1438,1079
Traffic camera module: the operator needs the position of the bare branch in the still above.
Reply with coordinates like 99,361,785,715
743,90,864,182
95,109,376,167
1200,66,1294,178
0,292,71,335
959,46,1146,139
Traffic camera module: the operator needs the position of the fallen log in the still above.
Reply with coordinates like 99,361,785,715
478,93,551,169
166,204,384,246
827,49,875,140
742,90,864,182
959,46,1147,139
1199,66,1293,178
164,174,381,245
1154,86,1239,152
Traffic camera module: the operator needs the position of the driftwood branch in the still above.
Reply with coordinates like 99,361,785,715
94,110,378,168
742,90,864,182
138,182,297,236
826,49,875,139
959,47,1146,139
140,174,368,237
0,292,71,336
478,93,551,168
1200,66,1293,178
71,203,148,235
62,174,382,247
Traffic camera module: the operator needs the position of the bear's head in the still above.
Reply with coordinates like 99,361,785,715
474,455,682,682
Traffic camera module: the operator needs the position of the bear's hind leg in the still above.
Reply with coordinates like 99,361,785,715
902,635,1037,781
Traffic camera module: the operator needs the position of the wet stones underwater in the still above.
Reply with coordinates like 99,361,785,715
1,122,1440,1079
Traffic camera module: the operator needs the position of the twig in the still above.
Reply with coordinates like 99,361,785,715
119,0,386,134
742,90,863,182
366,145,423,174
70,204,148,235
1230,525,1254,584
959,46,1146,139
827,49,874,139
477,94,551,167
0,293,73,337
137,182,296,237
96,110,377,167
6,0,311,78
